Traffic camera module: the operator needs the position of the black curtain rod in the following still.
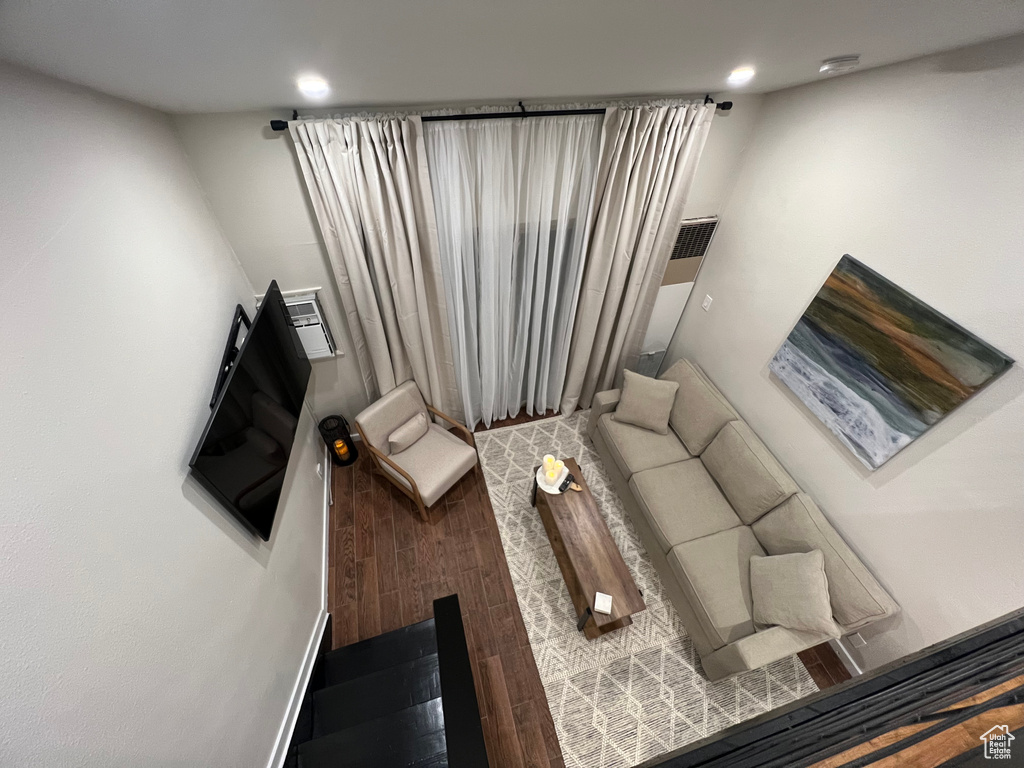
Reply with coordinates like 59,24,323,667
270,97,731,132
422,105,605,122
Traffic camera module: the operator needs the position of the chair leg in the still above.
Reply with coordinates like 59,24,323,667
414,492,429,523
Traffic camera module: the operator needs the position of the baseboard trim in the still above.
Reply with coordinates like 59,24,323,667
265,610,329,768
266,444,333,768
321,444,331,611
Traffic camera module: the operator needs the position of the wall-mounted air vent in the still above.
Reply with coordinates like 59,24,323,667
670,216,718,261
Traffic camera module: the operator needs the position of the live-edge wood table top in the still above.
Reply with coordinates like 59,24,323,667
533,457,645,638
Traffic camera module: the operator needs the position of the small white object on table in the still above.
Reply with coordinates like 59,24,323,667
536,463,569,495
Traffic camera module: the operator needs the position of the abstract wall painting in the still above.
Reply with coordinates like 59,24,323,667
769,255,1013,469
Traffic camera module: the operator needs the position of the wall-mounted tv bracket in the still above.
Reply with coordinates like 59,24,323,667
209,304,252,408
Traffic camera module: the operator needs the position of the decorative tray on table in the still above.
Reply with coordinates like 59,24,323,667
535,465,570,495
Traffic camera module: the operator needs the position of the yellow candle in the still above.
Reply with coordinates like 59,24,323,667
546,469,558,486
554,460,565,476
543,454,556,473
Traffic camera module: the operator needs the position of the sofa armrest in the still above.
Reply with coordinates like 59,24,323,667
587,389,621,438
700,627,831,681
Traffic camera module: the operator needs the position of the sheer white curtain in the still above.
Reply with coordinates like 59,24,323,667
425,115,601,428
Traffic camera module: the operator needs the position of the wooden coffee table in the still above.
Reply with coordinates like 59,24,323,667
532,457,645,639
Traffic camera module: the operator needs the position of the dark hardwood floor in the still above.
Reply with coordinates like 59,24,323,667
329,449,563,768
473,408,561,433
328,414,850,767
799,641,853,689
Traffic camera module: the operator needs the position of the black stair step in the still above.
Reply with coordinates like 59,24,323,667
323,618,437,686
410,754,449,767
297,697,447,768
313,654,442,736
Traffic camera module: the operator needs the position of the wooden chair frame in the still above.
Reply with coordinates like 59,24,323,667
354,404,477,522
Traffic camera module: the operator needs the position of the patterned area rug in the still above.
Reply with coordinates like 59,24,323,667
475,411,818,768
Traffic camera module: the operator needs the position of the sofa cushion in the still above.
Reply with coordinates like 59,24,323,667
668,526,766,649
615,369,679,435
752,494,898,629
701,421,800,524
658,359,740,455
598,413,691,478
750,551,841,637
630,459,741,553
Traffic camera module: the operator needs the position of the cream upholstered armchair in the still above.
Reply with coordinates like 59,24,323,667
354,381,478,521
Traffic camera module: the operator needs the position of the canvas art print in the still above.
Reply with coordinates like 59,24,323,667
769,255,1013,469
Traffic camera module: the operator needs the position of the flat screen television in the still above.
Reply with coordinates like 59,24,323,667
190,281,312,540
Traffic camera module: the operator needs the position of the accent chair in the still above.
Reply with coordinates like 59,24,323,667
354,381,478,521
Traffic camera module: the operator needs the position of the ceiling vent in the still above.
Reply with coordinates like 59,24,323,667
670,216,719,261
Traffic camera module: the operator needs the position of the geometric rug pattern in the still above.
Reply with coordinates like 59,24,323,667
475,410,818,767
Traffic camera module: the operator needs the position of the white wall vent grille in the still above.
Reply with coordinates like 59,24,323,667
670,216,719,261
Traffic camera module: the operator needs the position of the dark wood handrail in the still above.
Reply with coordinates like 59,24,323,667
648,606,1024,767
433,594,489,767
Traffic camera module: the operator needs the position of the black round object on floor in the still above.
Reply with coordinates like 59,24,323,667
319,415,358,466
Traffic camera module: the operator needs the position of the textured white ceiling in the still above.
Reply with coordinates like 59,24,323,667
1,0,1023,113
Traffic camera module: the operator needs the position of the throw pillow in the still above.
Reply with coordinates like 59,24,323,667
752,494,895,628
614,369,679,435
658,359,739,454
749,550,841,638
388,412,429,454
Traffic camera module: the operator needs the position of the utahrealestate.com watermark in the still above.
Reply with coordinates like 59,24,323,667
980,725,1015,760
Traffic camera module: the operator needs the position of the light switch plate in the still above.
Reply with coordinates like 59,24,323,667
595,592,613,615
701,294,713,311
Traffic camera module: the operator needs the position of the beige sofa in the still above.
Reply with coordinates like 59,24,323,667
588,358,899,681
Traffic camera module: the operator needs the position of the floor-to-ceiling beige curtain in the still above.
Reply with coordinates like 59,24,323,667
559,104,715,413
290,116,462,419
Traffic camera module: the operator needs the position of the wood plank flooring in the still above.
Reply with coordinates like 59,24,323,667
799,642,853,689
329,449,564,768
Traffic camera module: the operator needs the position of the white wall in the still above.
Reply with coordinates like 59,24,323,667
644,95,763,354
665,35,1024,670
173,98,764,416
173,112,370,420
0,62,326,766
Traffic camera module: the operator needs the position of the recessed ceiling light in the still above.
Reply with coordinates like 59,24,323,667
297,76,330,99
727,66,756,86
819,55,860,75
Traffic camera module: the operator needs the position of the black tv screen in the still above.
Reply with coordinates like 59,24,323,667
190,281,312,540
